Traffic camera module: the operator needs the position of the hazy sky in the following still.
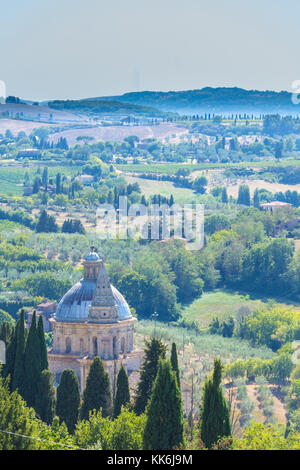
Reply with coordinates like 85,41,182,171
1,0,299,100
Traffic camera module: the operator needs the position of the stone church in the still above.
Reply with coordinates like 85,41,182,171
48,248,143,391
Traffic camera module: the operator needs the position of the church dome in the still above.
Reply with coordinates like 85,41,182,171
55,279,132,322
84,251,100,261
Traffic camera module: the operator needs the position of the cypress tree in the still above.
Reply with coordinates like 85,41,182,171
200,358,231,449
23,312,41,407
56,369,80,433
80,357,112,420
55,173,61,194
0,321,14,346
35,370,56,425
253,188,260,209
170,342,180,389
134,337,167,415
36,210,58,233
143,359,184,450
221,187,228,204
237,185,250,206
12,310,26,393
2,323,17,385
37,315,48,371
113,365,130,418
42,166,48,188
36,210,48,232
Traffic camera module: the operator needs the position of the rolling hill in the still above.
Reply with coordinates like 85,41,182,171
47,99,167,117
92,87,300,115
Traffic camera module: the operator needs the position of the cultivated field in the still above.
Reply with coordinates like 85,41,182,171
225,178,300,198
0,165,79,195
134,319,275,406
225,382,287,436
49,123,188,145
0,119,59,136
0,103,87,125
116,159,300,175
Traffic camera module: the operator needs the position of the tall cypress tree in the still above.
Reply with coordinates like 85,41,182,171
80,357,112,420
0,321,14,346
56,369,80,433
35,370,56,425
134,337,167,415
170,342,180,389
23,312,41,407
12,310,26,393
237,185,250,206
36,210,48,233
200,358,231,449
2,323,17,386
221,187,228,204
143,359,184,450
253,188,260,209
113,365,130,418
37,315,48,371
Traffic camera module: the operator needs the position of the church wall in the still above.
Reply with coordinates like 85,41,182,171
52,318,135,360
48,353,82,386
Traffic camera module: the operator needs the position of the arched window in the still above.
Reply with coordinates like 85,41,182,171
66,337,71,353
80,338,84,355
93,337,98,356
113,336,117,359
120,337,125,354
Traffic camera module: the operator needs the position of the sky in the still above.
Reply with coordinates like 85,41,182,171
0,0,299,101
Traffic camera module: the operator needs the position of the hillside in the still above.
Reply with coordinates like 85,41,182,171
94,87,300,115
0,102,87,123
48,99,167,117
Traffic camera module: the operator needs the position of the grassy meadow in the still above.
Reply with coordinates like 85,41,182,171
180,289,300,329
124,175,196,203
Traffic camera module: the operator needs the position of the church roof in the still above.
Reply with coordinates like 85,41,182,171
55,250,132,323
55,281,132,322
84,251,100,261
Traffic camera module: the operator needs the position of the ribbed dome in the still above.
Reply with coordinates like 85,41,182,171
55,279,132,322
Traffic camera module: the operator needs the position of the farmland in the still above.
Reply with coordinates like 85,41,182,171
49,122,188,146
0,165,80,196
115,158,300,175
123,174,196,203
180,289,300,329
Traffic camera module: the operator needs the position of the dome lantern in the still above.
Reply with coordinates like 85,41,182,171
83,246,101,280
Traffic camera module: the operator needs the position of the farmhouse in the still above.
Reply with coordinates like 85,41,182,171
17,149,41,159
260,201,293,212
27,300,57,332
76,174,94,184
23,183,56,196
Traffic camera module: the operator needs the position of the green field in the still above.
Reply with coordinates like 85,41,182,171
116,158,300,175
0,179,24,195
180,289,300,328
0,219,30,232
124,175,196,203
0,165,79,195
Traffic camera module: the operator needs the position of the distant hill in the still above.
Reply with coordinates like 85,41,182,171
48,99,166,117
0,102,87,123
93,87,300,115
